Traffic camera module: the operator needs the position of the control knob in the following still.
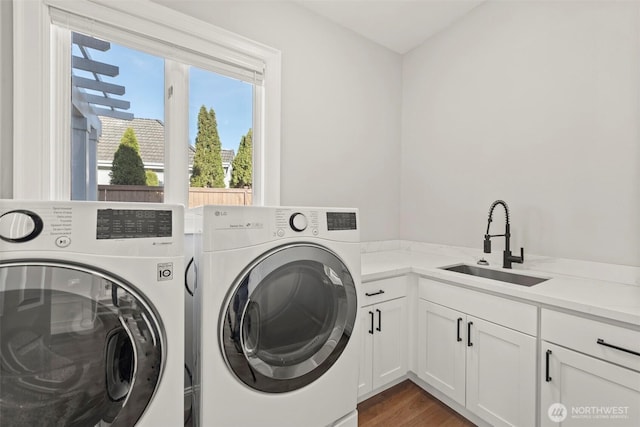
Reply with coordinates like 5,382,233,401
289,212,307,232
0,210,44,243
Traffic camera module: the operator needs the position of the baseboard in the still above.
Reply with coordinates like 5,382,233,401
357,375,410,403
406,372,491,427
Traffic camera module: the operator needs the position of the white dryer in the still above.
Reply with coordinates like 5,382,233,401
190,205,361,427
0,200,184,426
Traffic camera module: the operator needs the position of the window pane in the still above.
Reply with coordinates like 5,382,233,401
70,31,164,202
188,67,254,207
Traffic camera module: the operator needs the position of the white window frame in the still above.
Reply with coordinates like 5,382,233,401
13,0,281,206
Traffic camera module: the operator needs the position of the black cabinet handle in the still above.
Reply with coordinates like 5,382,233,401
467,321,473,347
368,311,374,334
365,290,385,297
597,338,640,357
457,317,463,342
376,309,382,332
545,349,552,382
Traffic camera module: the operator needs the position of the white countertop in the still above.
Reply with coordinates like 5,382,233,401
361,249,640,326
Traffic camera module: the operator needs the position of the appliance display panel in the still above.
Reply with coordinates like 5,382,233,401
326,212,357,231
97,209,172,239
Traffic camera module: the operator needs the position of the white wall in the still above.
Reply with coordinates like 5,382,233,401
0,0,13,199
153,0,403,242
6,0,634,266
401,0,640,266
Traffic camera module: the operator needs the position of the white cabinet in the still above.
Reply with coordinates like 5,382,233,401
466,315,536,427
417,300,466,406
358,276,408,398
358,307,374,396
540,343,640,427
417,278,537,427
540,309,640,427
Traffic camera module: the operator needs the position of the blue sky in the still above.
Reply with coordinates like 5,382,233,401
74,40,253,154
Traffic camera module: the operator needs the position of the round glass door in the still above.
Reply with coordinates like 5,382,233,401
0,261,164,426
221,243,357,393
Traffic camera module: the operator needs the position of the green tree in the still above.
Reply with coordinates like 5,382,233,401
110,127,146,185
230,128,252,188
190,106,225,188
146,170,159,186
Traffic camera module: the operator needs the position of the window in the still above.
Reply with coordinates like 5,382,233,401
69,33,255,206
13,0,281,206
71,35,165,201
187,67,254,207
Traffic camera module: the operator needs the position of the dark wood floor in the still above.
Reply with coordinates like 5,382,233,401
357,381,476,427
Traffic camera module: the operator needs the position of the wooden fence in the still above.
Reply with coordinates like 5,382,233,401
97,185,252,207
189,187,252,207
98,185,164,203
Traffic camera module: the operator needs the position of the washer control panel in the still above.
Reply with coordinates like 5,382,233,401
1,202,183,256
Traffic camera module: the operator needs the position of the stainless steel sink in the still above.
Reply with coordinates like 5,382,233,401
440,263,549,287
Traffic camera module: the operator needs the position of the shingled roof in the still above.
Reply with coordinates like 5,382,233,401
97,116,235,165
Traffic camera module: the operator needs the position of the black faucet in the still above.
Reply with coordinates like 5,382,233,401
483,200,524,269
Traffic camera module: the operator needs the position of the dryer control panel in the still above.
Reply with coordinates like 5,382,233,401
194,205,359,252
276,210,320,236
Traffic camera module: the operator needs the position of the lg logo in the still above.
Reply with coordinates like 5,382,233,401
548,403,567,423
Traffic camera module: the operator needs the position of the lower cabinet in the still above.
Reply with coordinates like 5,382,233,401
540,309,640,427
416,279,537,427
358,277,408,398
466,315,536,426
540,342,640,427
356,272,639,427
416,300,466,406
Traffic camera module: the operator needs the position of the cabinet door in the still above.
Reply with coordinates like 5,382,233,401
372,297,407,390
417,299,466,406
541,342,640,427
466,316,536,427
357,308,374,397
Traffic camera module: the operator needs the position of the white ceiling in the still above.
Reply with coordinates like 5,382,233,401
296,0,485,54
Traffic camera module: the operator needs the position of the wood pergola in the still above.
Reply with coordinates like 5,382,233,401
71,32,132,200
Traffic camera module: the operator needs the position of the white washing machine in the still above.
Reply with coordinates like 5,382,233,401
0,200,184,426
189,205,361,427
